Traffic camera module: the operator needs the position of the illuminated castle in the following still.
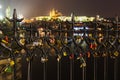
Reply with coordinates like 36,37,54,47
29,9,98,22
49,9,62,18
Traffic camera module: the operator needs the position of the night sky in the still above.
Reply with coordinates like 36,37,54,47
0,0,120,18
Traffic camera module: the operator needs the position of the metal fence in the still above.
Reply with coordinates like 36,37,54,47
0,9,120,80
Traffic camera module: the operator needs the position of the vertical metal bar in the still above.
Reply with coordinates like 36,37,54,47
70,59,72,80
43,62,46,80
104,56,108,80
13,58,16,80
27,60,32,80
84,58,86,80
114,16,119,80
57,61,59,80
104,56,106,80
82,66,86,80
57,60,60,80
43,61,47,80
94,57,97,80
59,60,61,80
70,12,74,80
82,67,85,80
114,58,118,80
82,54,86,80
73,59,74,80
70,59,74,80
93,16,98,80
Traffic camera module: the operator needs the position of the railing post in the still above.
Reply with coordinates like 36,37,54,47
104,55,108,80
6,8,23,80
27,58,32,80
94,56,97,80
114,58,118,80
57,55,61,80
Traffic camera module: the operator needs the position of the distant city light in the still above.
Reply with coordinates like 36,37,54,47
0,5,3,20
74,27,89,30
18,14,24,19
0,15,3,20
0,5,2,9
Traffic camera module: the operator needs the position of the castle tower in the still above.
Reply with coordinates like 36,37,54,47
49,8,62,19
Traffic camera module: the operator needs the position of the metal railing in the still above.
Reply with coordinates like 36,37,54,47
0,9,119,80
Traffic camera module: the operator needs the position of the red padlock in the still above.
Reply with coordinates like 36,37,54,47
69,54,74,59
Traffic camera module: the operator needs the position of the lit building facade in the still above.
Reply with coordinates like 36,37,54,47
34,15,95,22
31,9,95,22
